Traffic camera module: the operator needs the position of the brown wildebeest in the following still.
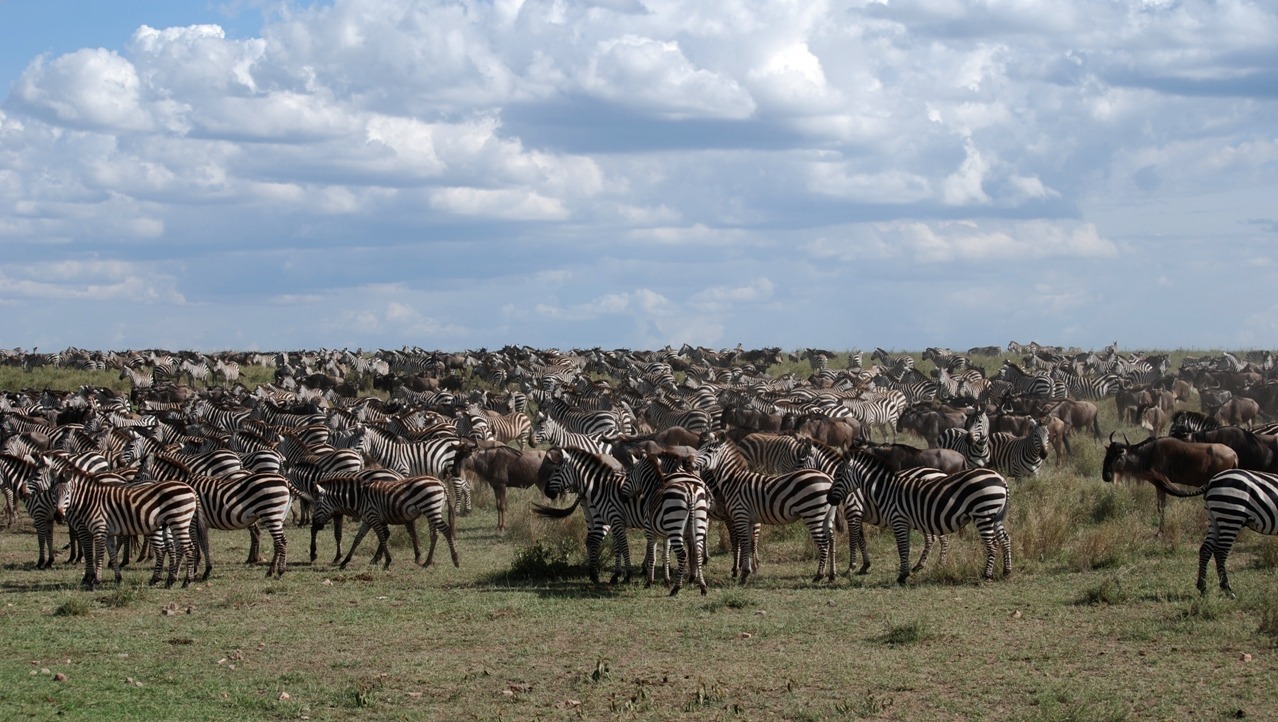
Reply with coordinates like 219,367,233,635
792,415,862,451
1101,433,1238,532
857,441,966,474
1213,397,1260,427
458,444,549,531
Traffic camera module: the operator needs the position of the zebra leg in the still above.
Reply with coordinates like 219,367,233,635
148,531,168,586
977,522,998,581
608,525,632,585
1213,525,1239,599
891,519,913,586
406,521,423,565
1196,529,1216,596
912,534,935,573
195,517,214,581
107,533,128,586
585,524,608,584
246,523,263,564
331,515,345,565
171,527,193,589
998,524,1013,578
733,513,755,585
90,529,107,589
669,533,686,597
339,522,375,570
267,521,288,578
641,536,657,588
849,511,871,576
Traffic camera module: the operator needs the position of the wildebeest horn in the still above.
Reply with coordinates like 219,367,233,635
1109,431,1117,444
1122,432,1130,446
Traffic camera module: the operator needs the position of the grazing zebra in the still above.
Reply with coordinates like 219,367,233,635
936,408,991,469
135,454,293,579
696,437,838,584
826,453,1011,585
618,451,710,596
530,413,611,454
52,467,198,589
988,423,1051,479
1146,470,1278,597
534,447,650,584
310,474,459,570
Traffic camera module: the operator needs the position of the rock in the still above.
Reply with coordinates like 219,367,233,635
278,692,291,701
54,673,67,682
1241,653,1253,663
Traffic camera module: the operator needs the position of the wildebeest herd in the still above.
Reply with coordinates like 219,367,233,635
1,342,1277,598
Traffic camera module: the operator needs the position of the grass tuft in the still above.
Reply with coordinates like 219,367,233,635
1078,575,1130,606
52,596,93,617
704,589,756,612
506,539,579,581
882,618,930,645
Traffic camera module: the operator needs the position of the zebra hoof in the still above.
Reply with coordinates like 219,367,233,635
669,586,681,597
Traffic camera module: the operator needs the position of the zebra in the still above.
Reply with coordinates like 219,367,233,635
841,393,906,443
530,413,611,455
310,474,459,570
988,422,1051,479
1168,410,1222,438
618,451,709,596
0,452,41,530
1146,469,1278,598
995,361,1054,399
826,453,1011,585
465,404,532,449
936,408,991,469
1056,372,1122,401
52,467,198,589
533,446,651,584
282,450,365,526
734,433,811,474
696,437,838,584
135,454,293,579
539,396,626,438
356,426,472,481
641,398,714,435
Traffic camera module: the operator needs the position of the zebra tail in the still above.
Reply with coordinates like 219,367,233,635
532,495,582,519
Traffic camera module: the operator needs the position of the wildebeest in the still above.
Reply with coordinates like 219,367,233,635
457,443,549,531
857,441,967,475
1101,433,1238,532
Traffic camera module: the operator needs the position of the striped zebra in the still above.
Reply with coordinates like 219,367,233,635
826,453,1011,585
282,449,365,526
795,440,950,577
465,404,532,449
1056,372,1122,401
936,408,991,469
995,361,1054,399
540,397,626,438
641,398,714,435
310,474,459,570
988,423,1051,478
1,452,40,531
696,437,838,584
618,451,710,596
356,426,472,481
135,454,293,579
841,395,905,443
52,467,198,589
1168,410,1222,438
533,446,650,584
1147,469,1278,597
530,413,611,454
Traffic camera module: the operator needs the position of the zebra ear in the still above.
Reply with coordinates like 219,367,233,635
546,448,564,464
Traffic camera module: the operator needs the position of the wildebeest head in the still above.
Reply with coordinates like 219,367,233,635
1101,431,1134,483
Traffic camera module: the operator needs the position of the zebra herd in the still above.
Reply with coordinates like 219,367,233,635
1,342,1276,598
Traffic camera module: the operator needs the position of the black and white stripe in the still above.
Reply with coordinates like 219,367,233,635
310,473,459,570
988,423,1051,479
534,446,648,584
826,453,1011,585
618,451,710,595
53,467,199,589
1147,469,1278,597
696,437,837,584
935,408,991,469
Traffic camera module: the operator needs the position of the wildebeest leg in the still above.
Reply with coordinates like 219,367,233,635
495,484,507,532
1155,487,1167,536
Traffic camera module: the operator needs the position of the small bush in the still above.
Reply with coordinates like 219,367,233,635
1180,595,1223,621
703,589,756,612
1090,489,1130,524
1078,576,1129,606
882,618,930,645
97,585,141,609
1253,537,1278,570
507,539,579,581
53,597,92,617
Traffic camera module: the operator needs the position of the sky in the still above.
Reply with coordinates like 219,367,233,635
1,0,1276,354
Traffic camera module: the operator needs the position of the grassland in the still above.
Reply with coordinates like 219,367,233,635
2,351,1277,720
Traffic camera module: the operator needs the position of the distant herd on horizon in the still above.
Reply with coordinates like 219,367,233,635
1,340,1276,599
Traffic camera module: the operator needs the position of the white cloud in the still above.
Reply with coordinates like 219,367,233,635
580,35,756,119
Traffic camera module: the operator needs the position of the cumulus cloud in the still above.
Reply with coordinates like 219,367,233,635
0,0,1274,349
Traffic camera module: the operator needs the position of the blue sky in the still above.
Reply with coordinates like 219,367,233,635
1,0,1276,353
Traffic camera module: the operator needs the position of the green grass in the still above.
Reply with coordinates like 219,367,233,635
4,350,1278,720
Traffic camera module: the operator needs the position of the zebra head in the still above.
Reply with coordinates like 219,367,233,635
539,448,573,501
1031,422,1050,459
